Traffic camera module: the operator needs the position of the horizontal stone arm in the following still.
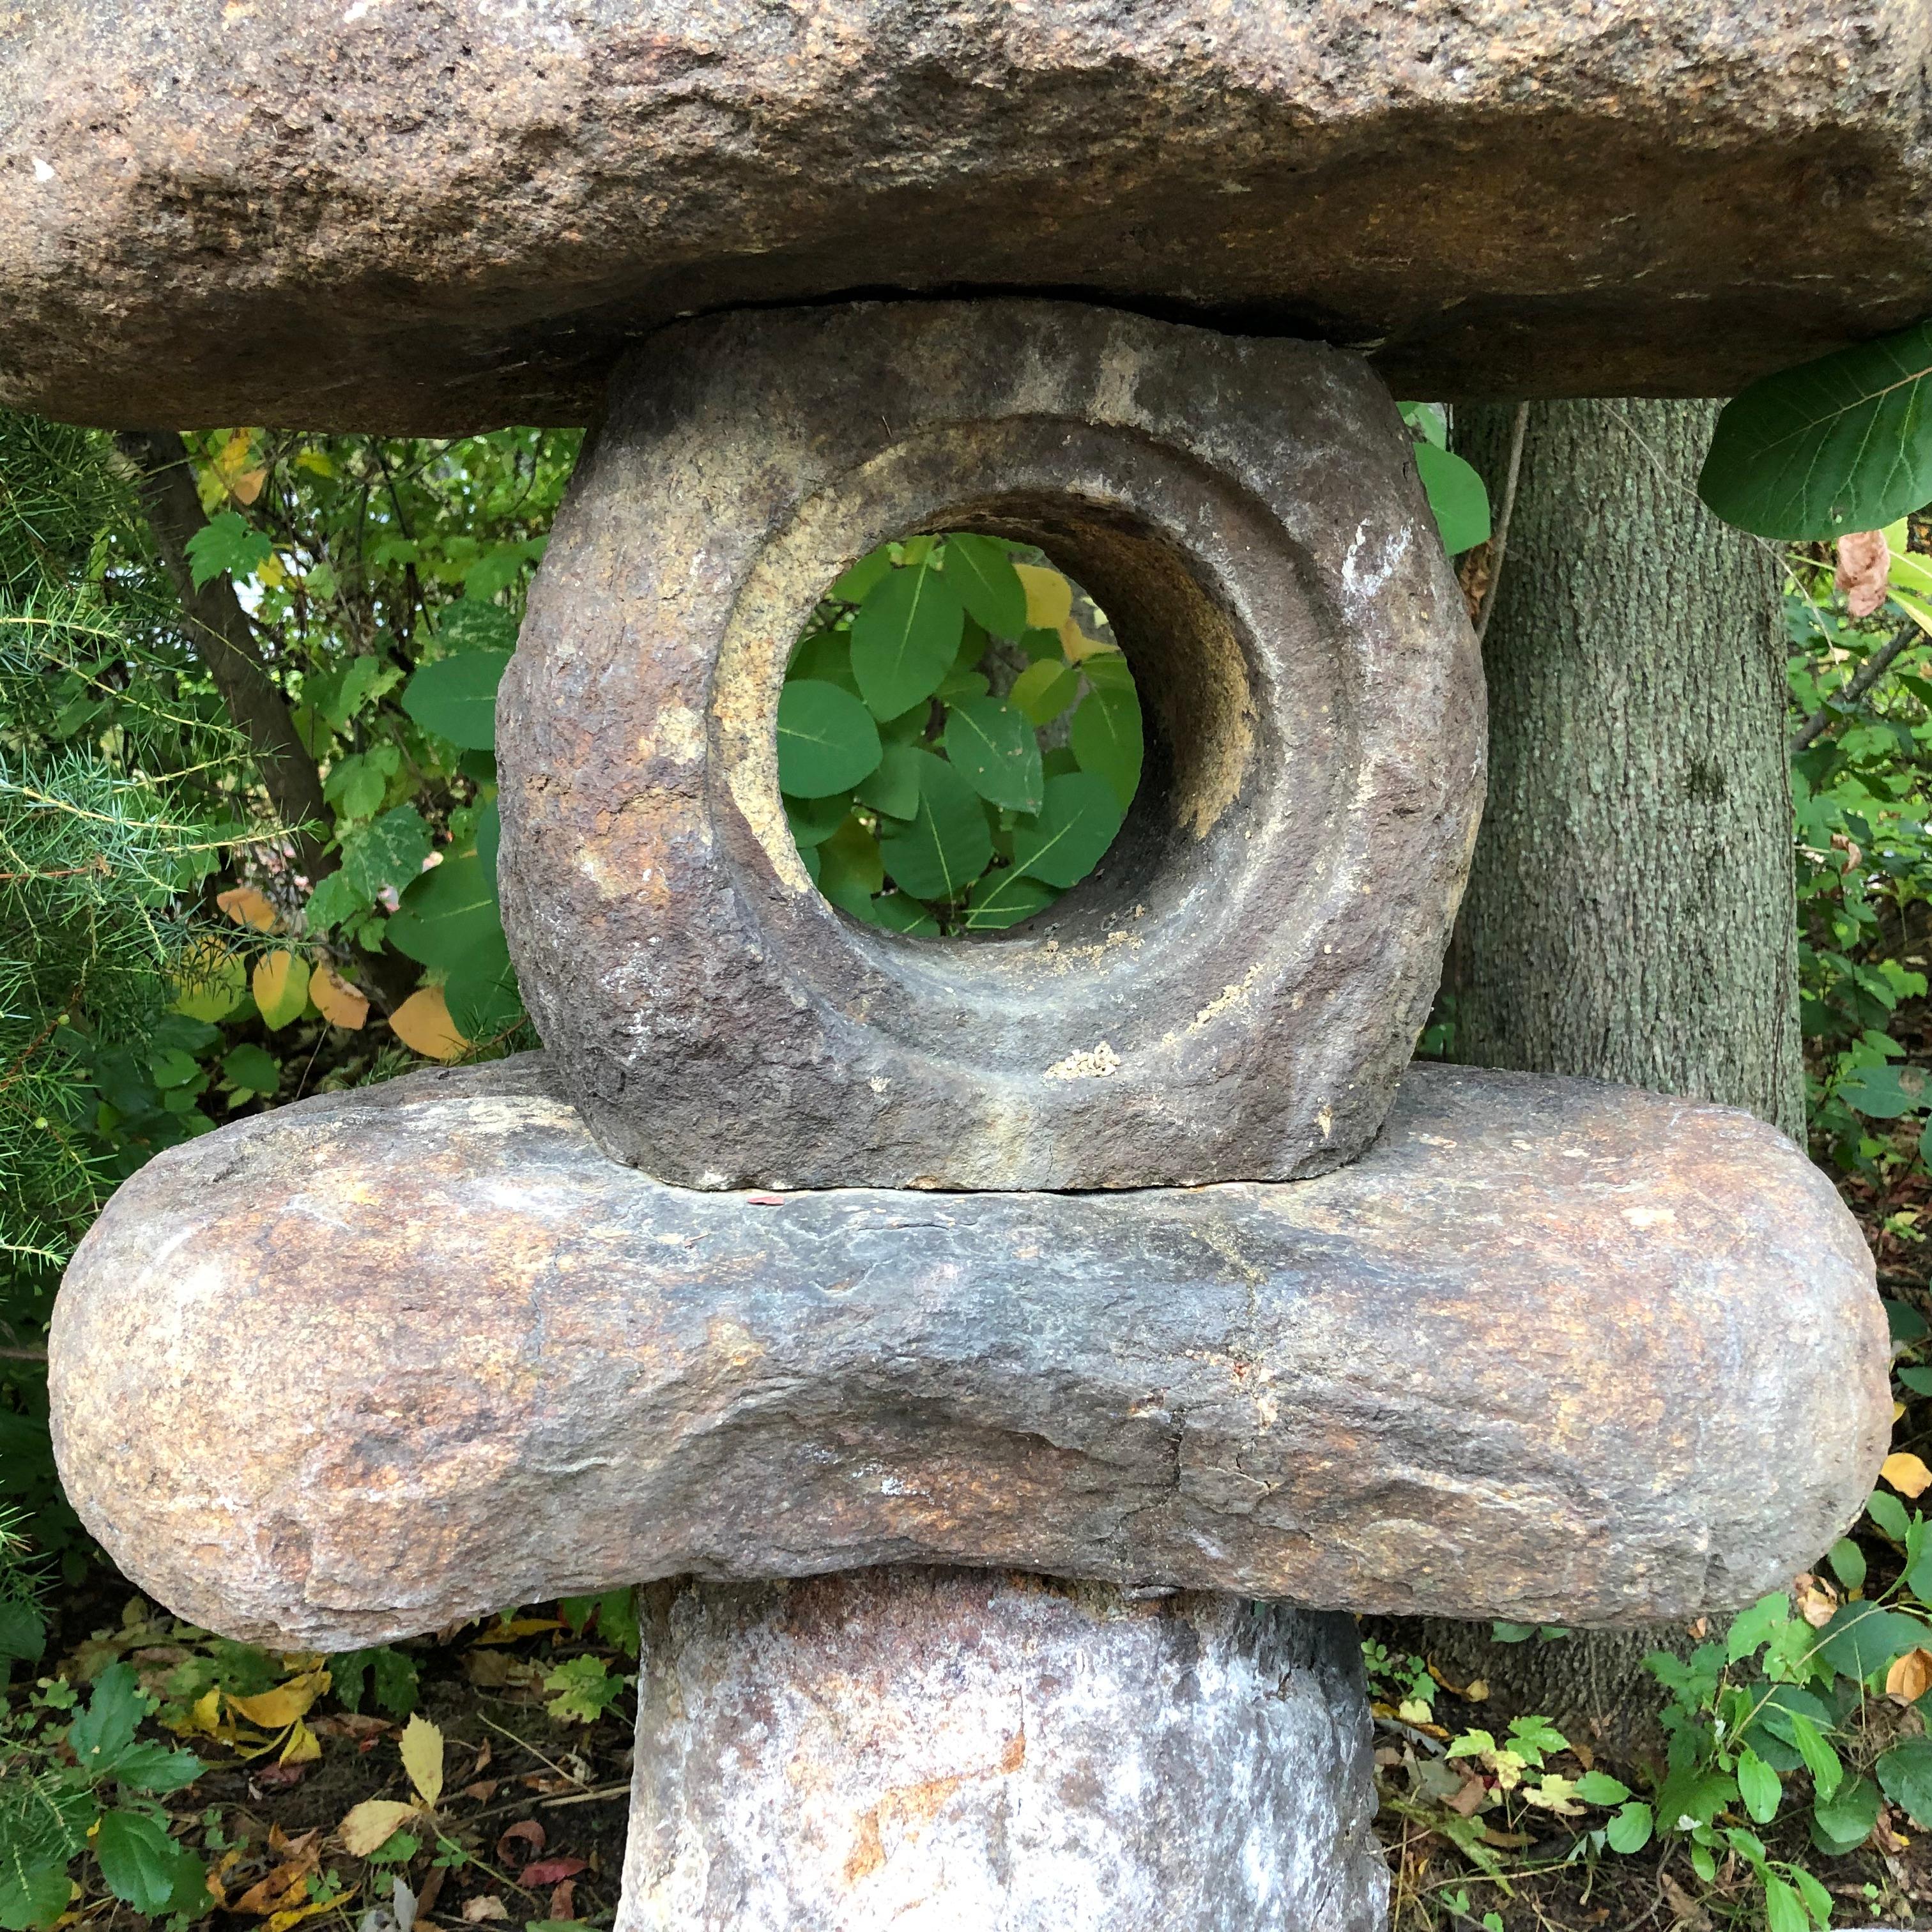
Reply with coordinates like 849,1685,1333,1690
52,1057,1885,1651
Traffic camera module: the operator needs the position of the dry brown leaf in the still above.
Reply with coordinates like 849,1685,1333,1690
462,1900,509,1924
310,964,369,1031
1884,1452,1932,1498
1887,1647,1932,1704
217,885,278,931
1794,1570,1839,1627
339,1798,420,1859
1838,529,1892,619
1445,1775,1488,1817
390,985,467,1061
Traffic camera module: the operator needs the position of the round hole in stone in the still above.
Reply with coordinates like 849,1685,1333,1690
778,532,1145,937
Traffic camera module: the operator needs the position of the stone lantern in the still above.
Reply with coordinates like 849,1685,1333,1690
13,6,1921,1928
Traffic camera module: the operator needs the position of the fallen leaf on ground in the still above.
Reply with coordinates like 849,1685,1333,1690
462,1779,499,1803
548,1879,576,1920
1888,1647,1932,1704
401,1712,446,1810
463,1900,509,1923
521,1857,588,1887
1838,530,1892,618
228,1668,329,1729
217,885,278,930
341,1798,422,1858
496,1821,544,1867
1884,1452,1932,1498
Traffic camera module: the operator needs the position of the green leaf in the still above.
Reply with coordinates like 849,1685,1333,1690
1869,1489,1912,1541
861,893,941,935
1812,1769,1881,1851
776,680,883,797
1573,1770,1632,1806
816,818,885,912
1816,1600,1929,1680
830,544,894,605
1010,771,1126,889
940,534,1029,638
1010,657,1080,726
1762,1874,1807,1932
435,599,519,653
1900,1365,1932,1398
1604,1801,1652,1853
1069,684,1144,808
340,806,433,903
785,793,852,848
184,510,273,589
787,629,862,697
1736,1747,1782,1824
850,562,964,719
878,751,994,901
401,647,510,750
855,742,924,821
542,1655,625,1725
1837,1061,1931,1119
942,696,1043,812
1698,318,1932,539
1414,443,1492,555
68,1663,143,1777
964,868,1058,931
221,1045,280,1096
0,1854,69,1932
94,1809,181,1915
443,940,522,1042
388,852,502,969
1727,1593,1793,1664
1888,1297,1929,1343
1785,1710,1843,1800
1828,1537,1867,1591
109,1744,204,1796
0,1600,45,1666
1789,1864,1832,1929
1879,1733,1932,1826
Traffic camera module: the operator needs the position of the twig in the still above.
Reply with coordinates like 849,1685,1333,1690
475,1713,588,1789
1473,402,1529,646
1790,617,1920,755
0,1347,49,1362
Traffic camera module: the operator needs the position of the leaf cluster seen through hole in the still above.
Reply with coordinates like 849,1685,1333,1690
778,533,1144,934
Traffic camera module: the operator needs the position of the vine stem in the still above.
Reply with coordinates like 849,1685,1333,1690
1790,617,1920,755
1473,402,1530,647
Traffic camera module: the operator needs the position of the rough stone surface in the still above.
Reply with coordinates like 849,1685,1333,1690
619,1568,1386,1932
50,1055,1887,1651
3,2,1930,430
499,300,1484,1191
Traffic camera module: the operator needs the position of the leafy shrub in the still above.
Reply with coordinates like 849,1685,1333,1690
779,534,1144,933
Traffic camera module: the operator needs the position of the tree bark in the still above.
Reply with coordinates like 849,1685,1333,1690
1374,399,1804,1763
118,431,417,1011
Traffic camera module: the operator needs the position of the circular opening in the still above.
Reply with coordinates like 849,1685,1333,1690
778,532,1145,937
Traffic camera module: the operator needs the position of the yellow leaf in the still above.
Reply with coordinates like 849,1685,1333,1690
1884,1452,1932,1498
187,1687,223,1735
1057,617,1117,665
217,885,278,931
295,448,336,480
1014,562,1072,632
257,554,287,590
252,951,311,1031
280,1718,321,1765
390,986,468,1062
227,1667,328,1729
339,1798,421,1859
1463,1678,1489,1703
266,1897,345,1932
470,1617,564,1646
400,1712,445,1811
310,964,369,1031
1887,1647,1932,1704
1894,586,1932,640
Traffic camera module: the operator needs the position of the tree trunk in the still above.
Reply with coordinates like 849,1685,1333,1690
1374,398,1803,1764
117,431,417,1013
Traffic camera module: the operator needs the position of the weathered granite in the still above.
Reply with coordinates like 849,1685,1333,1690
499,300,1484,1190
50,1055,1887,1652
620,1570,1386,1932
2,1,1929,430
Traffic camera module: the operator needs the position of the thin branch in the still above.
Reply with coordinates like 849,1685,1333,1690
1473,403,1529,646
1790,617,1921,755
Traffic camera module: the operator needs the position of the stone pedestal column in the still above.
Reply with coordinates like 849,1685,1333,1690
620,1567,1387,1932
